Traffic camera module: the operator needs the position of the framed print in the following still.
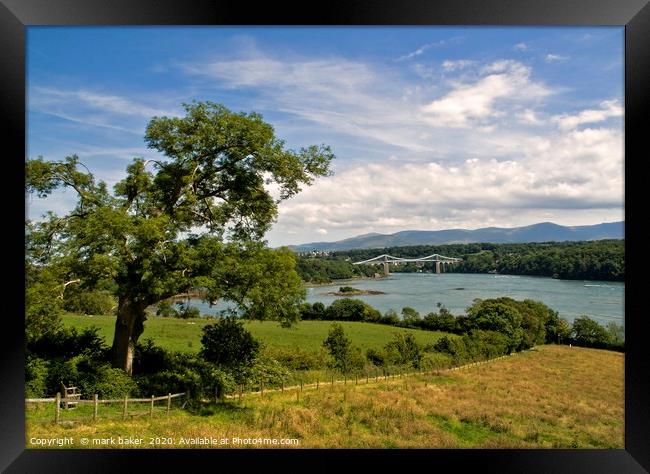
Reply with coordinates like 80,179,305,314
3,0,649,471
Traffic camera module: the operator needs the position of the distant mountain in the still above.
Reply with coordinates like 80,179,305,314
287,221,624,252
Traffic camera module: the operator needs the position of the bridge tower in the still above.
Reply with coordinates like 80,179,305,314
435,261,441,274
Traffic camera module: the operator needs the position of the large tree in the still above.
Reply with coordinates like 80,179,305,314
26,101,334,374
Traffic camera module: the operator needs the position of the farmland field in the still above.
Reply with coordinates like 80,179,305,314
26,344,624,449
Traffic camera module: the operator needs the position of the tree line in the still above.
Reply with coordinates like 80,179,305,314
310,239,624,281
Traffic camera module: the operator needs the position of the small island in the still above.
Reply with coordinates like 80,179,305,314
326,286,386,296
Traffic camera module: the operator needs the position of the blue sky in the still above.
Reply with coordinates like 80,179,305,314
27,27,624,247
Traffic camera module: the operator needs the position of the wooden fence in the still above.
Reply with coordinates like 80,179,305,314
25,392,187,424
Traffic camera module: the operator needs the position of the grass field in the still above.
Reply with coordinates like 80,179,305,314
62,313,453,353
26,344,624,449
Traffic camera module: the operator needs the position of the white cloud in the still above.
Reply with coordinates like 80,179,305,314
545,54,569,63
551,99,623,130
398,43,435,61
517,109,543,124
514,43,528,51
269,121,623,245
421,60,551,127
441,59,474,71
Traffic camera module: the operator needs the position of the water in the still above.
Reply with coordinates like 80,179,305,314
181,273,624,327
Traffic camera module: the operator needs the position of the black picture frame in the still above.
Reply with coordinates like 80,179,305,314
2,0,648,471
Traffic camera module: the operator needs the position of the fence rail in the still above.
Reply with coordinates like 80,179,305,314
25,392,187,424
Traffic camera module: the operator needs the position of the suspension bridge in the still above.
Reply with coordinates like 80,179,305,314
352,254,462,277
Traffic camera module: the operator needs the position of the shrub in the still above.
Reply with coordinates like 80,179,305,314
200,317,260,369
26,326,107,360
265,347,325,371
466,299,523,353
156,300,177,318
175,302,201,319
25,357,49,398
384,332,423,368
571,316,610,348
323,323,364,374
365,348,387,367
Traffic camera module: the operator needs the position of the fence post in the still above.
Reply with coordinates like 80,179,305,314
150,395,155,418
54,393,60,424
366,373,369,384
261,381,264,397
316,379,319,390
355,374,358,385
238,386,242,403
93,394,98,422
300,378,303,392
167,393,171,415
123,395,128,420
281,381,284,392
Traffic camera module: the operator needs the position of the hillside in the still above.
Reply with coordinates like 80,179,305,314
27,344,623,449
289,221,624,252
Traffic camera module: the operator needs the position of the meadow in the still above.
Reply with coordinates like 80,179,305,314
26,344,624,449
62,313,453,354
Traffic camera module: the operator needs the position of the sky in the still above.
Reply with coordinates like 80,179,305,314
26,27,624,247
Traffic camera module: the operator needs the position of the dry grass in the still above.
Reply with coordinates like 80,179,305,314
26,345,623,449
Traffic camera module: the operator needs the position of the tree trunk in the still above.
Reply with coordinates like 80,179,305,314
111,295,147,375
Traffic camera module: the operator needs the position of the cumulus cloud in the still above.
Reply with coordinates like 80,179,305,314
514,42,528,51
421,60,551,127
270,121,623,244
551,99,623,130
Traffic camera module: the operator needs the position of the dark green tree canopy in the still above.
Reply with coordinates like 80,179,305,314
26,101,334,374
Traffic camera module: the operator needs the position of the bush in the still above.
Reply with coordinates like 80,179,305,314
265,347,325,371
26,326,107,360
200,317,260,369
466,299,524,353
384,332,423,368
365,348,387,367
25,357,49,398
571,316,610,348
156,300,177,318
175,302,201,319
323,323,364,374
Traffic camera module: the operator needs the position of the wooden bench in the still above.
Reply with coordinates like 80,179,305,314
60,382,81,409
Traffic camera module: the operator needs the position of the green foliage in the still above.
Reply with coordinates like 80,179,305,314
384,332,423,368
25,271,64,343
298,302,326,320
324,298,381,322
544,310,571,344
25,100,334,372
63,289,116,315
264,347,325,371
156,300,177,318
339,286,357,293
199,317,261,369
401,307,421,325
330,240,624,282
26,326,107,360
174,302,201,319
322,323,364,374
296,257,367,283
606,322,625,350
571,316,611,349
249,355,291,388
466,299,523,353
25,358,49,398
365,348,387,367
